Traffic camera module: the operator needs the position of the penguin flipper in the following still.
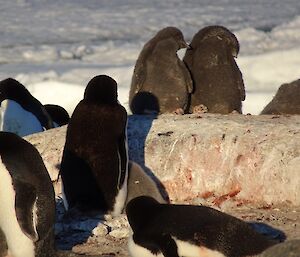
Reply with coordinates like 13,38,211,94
133,233,179,257
117,132,128,189
157,234,180,257
14,179,39,242
39,105,55,129
178,60,193,94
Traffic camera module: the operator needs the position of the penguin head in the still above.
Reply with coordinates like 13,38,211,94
84,75,118,105
190,25,240,57
154,27,189,50
44,104,70,126
0,78,30,104
126,196,160,232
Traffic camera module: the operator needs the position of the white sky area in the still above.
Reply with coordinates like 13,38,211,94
1,0,300,115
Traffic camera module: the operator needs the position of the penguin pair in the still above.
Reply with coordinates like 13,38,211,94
126,196,280,257
0,78,69,137
129,25,245,115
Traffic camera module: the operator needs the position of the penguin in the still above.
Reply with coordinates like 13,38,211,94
183,26,245,114
125,161,168,208
0,78,55,136
44,104,70,126
0,131,56,257
260,79,300,115
126,196,279,257
129,27,193,114
60,75,128,217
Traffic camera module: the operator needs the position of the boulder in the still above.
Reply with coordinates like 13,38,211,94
25,114,300,207
258,239,300,257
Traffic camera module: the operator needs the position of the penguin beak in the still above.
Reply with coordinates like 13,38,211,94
232,49,238,58
179,40,190,49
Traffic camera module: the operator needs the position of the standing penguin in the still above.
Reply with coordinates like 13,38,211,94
261,79,300,115
0,78,54,136
126,196,279,257
129,27,193,114
0,131,56,257
183,26,245,114
60,75,128,216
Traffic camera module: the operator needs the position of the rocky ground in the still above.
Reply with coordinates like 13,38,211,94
24,114,300,256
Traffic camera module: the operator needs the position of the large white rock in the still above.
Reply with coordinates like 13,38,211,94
25,114,300,207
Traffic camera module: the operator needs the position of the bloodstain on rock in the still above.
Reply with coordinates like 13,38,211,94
212,187,241,207
202,191,214,199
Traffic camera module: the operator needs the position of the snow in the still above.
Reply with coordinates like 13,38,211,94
0,0,300,116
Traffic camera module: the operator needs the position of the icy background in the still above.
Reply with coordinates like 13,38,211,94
1,0,300,115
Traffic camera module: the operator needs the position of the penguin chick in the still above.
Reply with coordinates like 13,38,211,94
60,75,128,217
183,26,245,114
129,27,193,114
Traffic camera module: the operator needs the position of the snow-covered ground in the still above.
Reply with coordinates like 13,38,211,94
1,0,300,115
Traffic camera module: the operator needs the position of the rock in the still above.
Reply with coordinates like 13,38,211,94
25,126,66,195
104,215,129,231
25,114,300,207
109,228,130,239
258,239,300,257
92,224,109,237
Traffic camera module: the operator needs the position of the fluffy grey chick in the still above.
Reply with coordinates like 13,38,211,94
129,27,193,114
183,25,245,114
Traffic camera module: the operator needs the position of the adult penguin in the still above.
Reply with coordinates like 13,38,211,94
0,132,55,257
126,196,280,257
0,78,54,136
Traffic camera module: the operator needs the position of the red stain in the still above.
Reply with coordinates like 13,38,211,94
202,191,214,199
212,187,241,207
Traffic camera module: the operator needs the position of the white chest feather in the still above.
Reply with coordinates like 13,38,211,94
0,100,43,137
174,237,226,257
0,161,36,257
112,120,129,217
128,236,164,257
127,235,226,257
